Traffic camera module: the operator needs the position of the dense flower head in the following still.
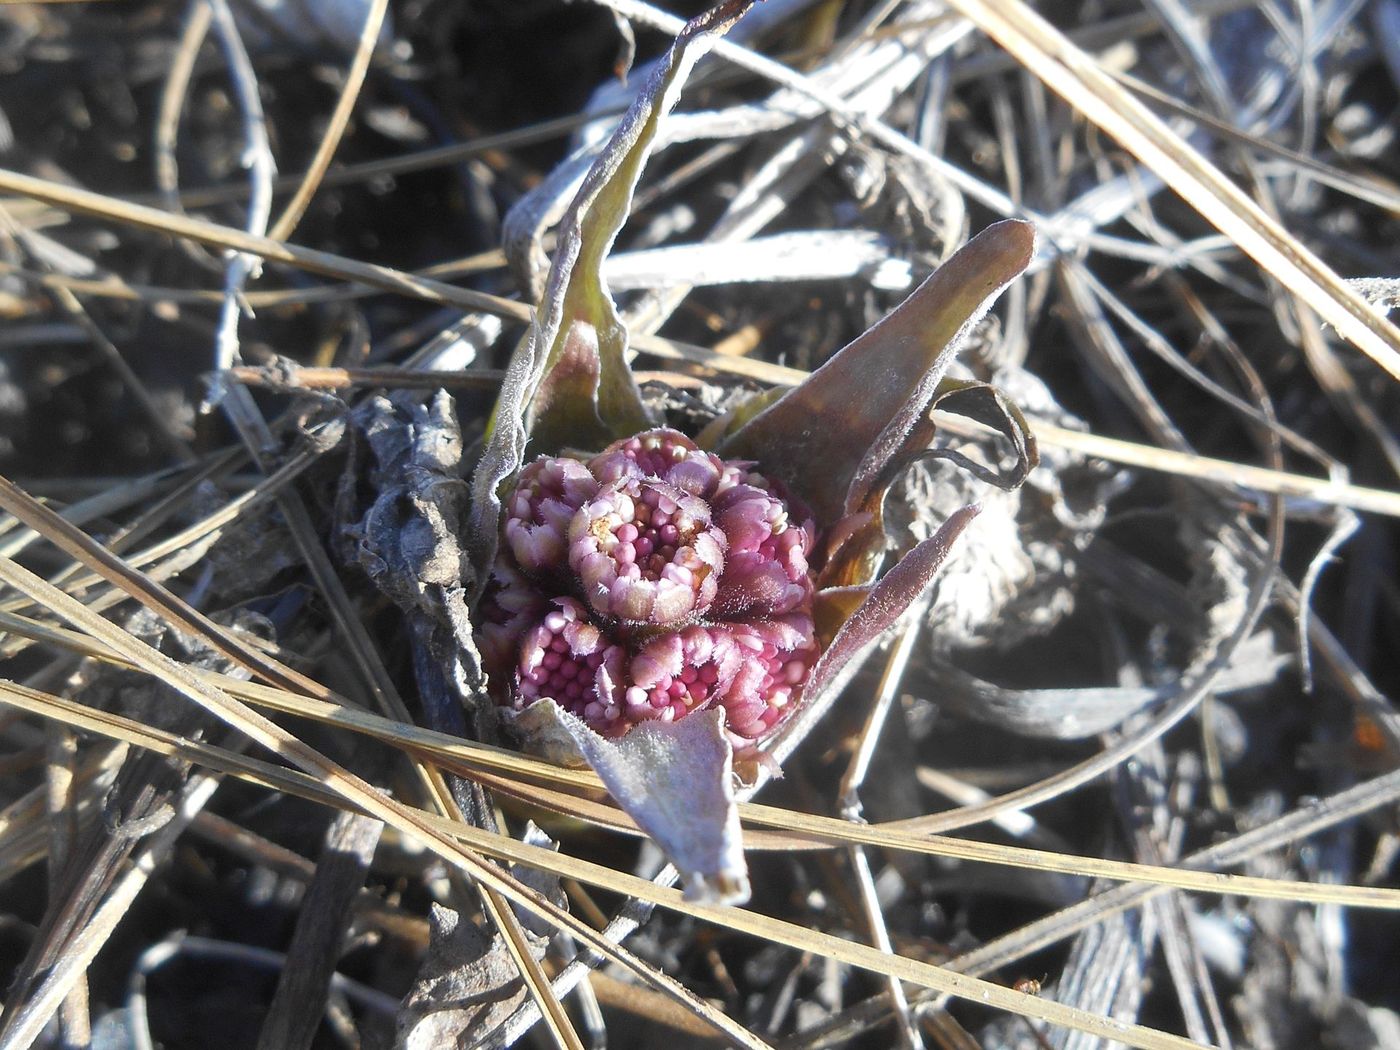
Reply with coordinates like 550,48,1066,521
569,476,725,624
484,428,819,745
589,429,725,495
503,456,598,575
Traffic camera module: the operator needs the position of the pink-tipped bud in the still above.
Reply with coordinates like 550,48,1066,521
588,428,724,496
715,614,819,742
504,456,599,576
478,561,549,683
711,483,814,616
568,477,725,625
620,624,742,726
514,598,629,734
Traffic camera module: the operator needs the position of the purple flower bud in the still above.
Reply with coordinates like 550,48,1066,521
478,561,548,682
514,598,629,734
621,624,741,725
711,483,813,616
504,456,598,576
484,428,824,746
715,614,818,742
568,476,725,625
588,428,724,496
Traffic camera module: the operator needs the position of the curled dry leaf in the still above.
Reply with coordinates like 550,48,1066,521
397,903,548,1050
342,391,485,739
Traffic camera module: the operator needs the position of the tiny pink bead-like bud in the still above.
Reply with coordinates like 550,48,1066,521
568,477,725,625
715,613,818,742
504,456,599,576
711,483,814,617
714,460,779,499
588,428,724,497
620,624,742,726
478,561,549,682
514,598,629,733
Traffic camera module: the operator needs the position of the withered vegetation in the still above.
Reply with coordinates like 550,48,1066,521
0,1,1399,1049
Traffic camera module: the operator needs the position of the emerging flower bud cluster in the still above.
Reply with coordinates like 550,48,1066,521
484,429,819,743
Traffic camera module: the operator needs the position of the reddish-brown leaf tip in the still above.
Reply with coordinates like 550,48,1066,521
719,220,1035,525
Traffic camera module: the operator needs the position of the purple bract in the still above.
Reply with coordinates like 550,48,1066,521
484,428,819,745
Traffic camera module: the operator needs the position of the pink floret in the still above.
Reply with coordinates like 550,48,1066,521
503,457,598,576
587,428,724,496
568,477,724,625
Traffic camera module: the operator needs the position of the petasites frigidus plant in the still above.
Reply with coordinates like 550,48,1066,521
467,0,1036,904
482,429,818,746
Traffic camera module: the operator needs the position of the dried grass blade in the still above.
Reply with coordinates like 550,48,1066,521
478,887,586,1050
0,677,773,1049
0,168,525,317
0,775,221,1050
0,447,314,632
0,681,1201,1050
0,497,772,1048
7,658,1396,915
0,167,756,375
940,0,1400,380
0,472,334,699
1021,420,1400,518
266,0,388,240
